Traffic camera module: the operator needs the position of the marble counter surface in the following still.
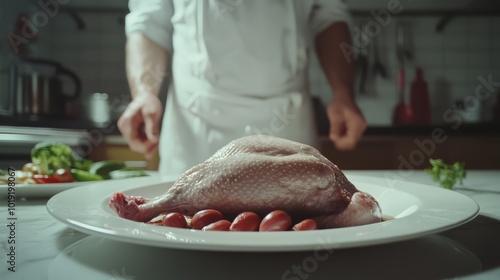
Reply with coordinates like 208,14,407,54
1,170,499,280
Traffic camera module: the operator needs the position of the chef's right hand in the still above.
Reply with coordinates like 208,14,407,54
117,93,163,159
327,95,367,151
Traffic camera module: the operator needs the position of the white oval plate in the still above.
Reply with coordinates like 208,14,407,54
46,174,479,252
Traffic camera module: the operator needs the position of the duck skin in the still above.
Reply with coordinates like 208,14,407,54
109,135,382,229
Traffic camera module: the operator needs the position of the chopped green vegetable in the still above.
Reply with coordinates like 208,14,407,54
70,169,104,181
31,142,73,175
425,159,466,189
72,158,94,172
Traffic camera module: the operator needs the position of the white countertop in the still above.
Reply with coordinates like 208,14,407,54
1,170,499,280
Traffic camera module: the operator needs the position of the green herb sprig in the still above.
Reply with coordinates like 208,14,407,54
425,159,466,190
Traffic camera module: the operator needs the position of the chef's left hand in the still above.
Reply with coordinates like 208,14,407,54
326,96,367,151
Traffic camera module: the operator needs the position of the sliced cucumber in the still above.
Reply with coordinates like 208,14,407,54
70,169,104,181
89,160,126,179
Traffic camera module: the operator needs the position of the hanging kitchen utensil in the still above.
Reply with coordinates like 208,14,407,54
372,35,387,79
396,22,406,67
404,22,414,63
356,21,369,95
357,46,368,94
392,22,413,125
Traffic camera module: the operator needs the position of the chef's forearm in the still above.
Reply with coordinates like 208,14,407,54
315,22,354,101
126,32,169,98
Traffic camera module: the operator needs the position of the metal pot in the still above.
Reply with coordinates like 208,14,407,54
1,57,81,118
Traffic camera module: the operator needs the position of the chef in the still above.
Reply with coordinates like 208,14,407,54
118,0,367,181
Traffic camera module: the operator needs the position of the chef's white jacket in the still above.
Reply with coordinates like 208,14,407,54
126,0,352,181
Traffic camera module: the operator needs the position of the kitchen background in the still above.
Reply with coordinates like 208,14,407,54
1,0,499,169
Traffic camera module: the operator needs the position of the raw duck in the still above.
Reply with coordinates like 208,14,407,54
109,135,382,229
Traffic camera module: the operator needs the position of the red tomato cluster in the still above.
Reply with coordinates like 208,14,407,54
155,209,317,232
22,163,75,184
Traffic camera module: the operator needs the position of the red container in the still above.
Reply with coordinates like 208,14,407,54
392,68,413,125
410,68,431,125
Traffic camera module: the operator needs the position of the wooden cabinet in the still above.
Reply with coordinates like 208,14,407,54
319,134,500,170
90,133,500,171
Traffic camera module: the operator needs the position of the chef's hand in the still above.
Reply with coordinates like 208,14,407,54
326,96,367,151
117,93,163,159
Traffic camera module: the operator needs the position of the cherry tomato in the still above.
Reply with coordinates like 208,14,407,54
53,168,74,183
202,220,231,231
229,212,261,231
292,219,318,231
259,210,292,231
191,209,224,230
32,174,64,184
161,212,188,228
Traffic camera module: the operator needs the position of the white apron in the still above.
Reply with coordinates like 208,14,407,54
126,0,352,181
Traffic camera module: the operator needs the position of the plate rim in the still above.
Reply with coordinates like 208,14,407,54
0,181,88,197
46,174,480,252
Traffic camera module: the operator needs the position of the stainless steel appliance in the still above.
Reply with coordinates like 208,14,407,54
0,58,81,118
